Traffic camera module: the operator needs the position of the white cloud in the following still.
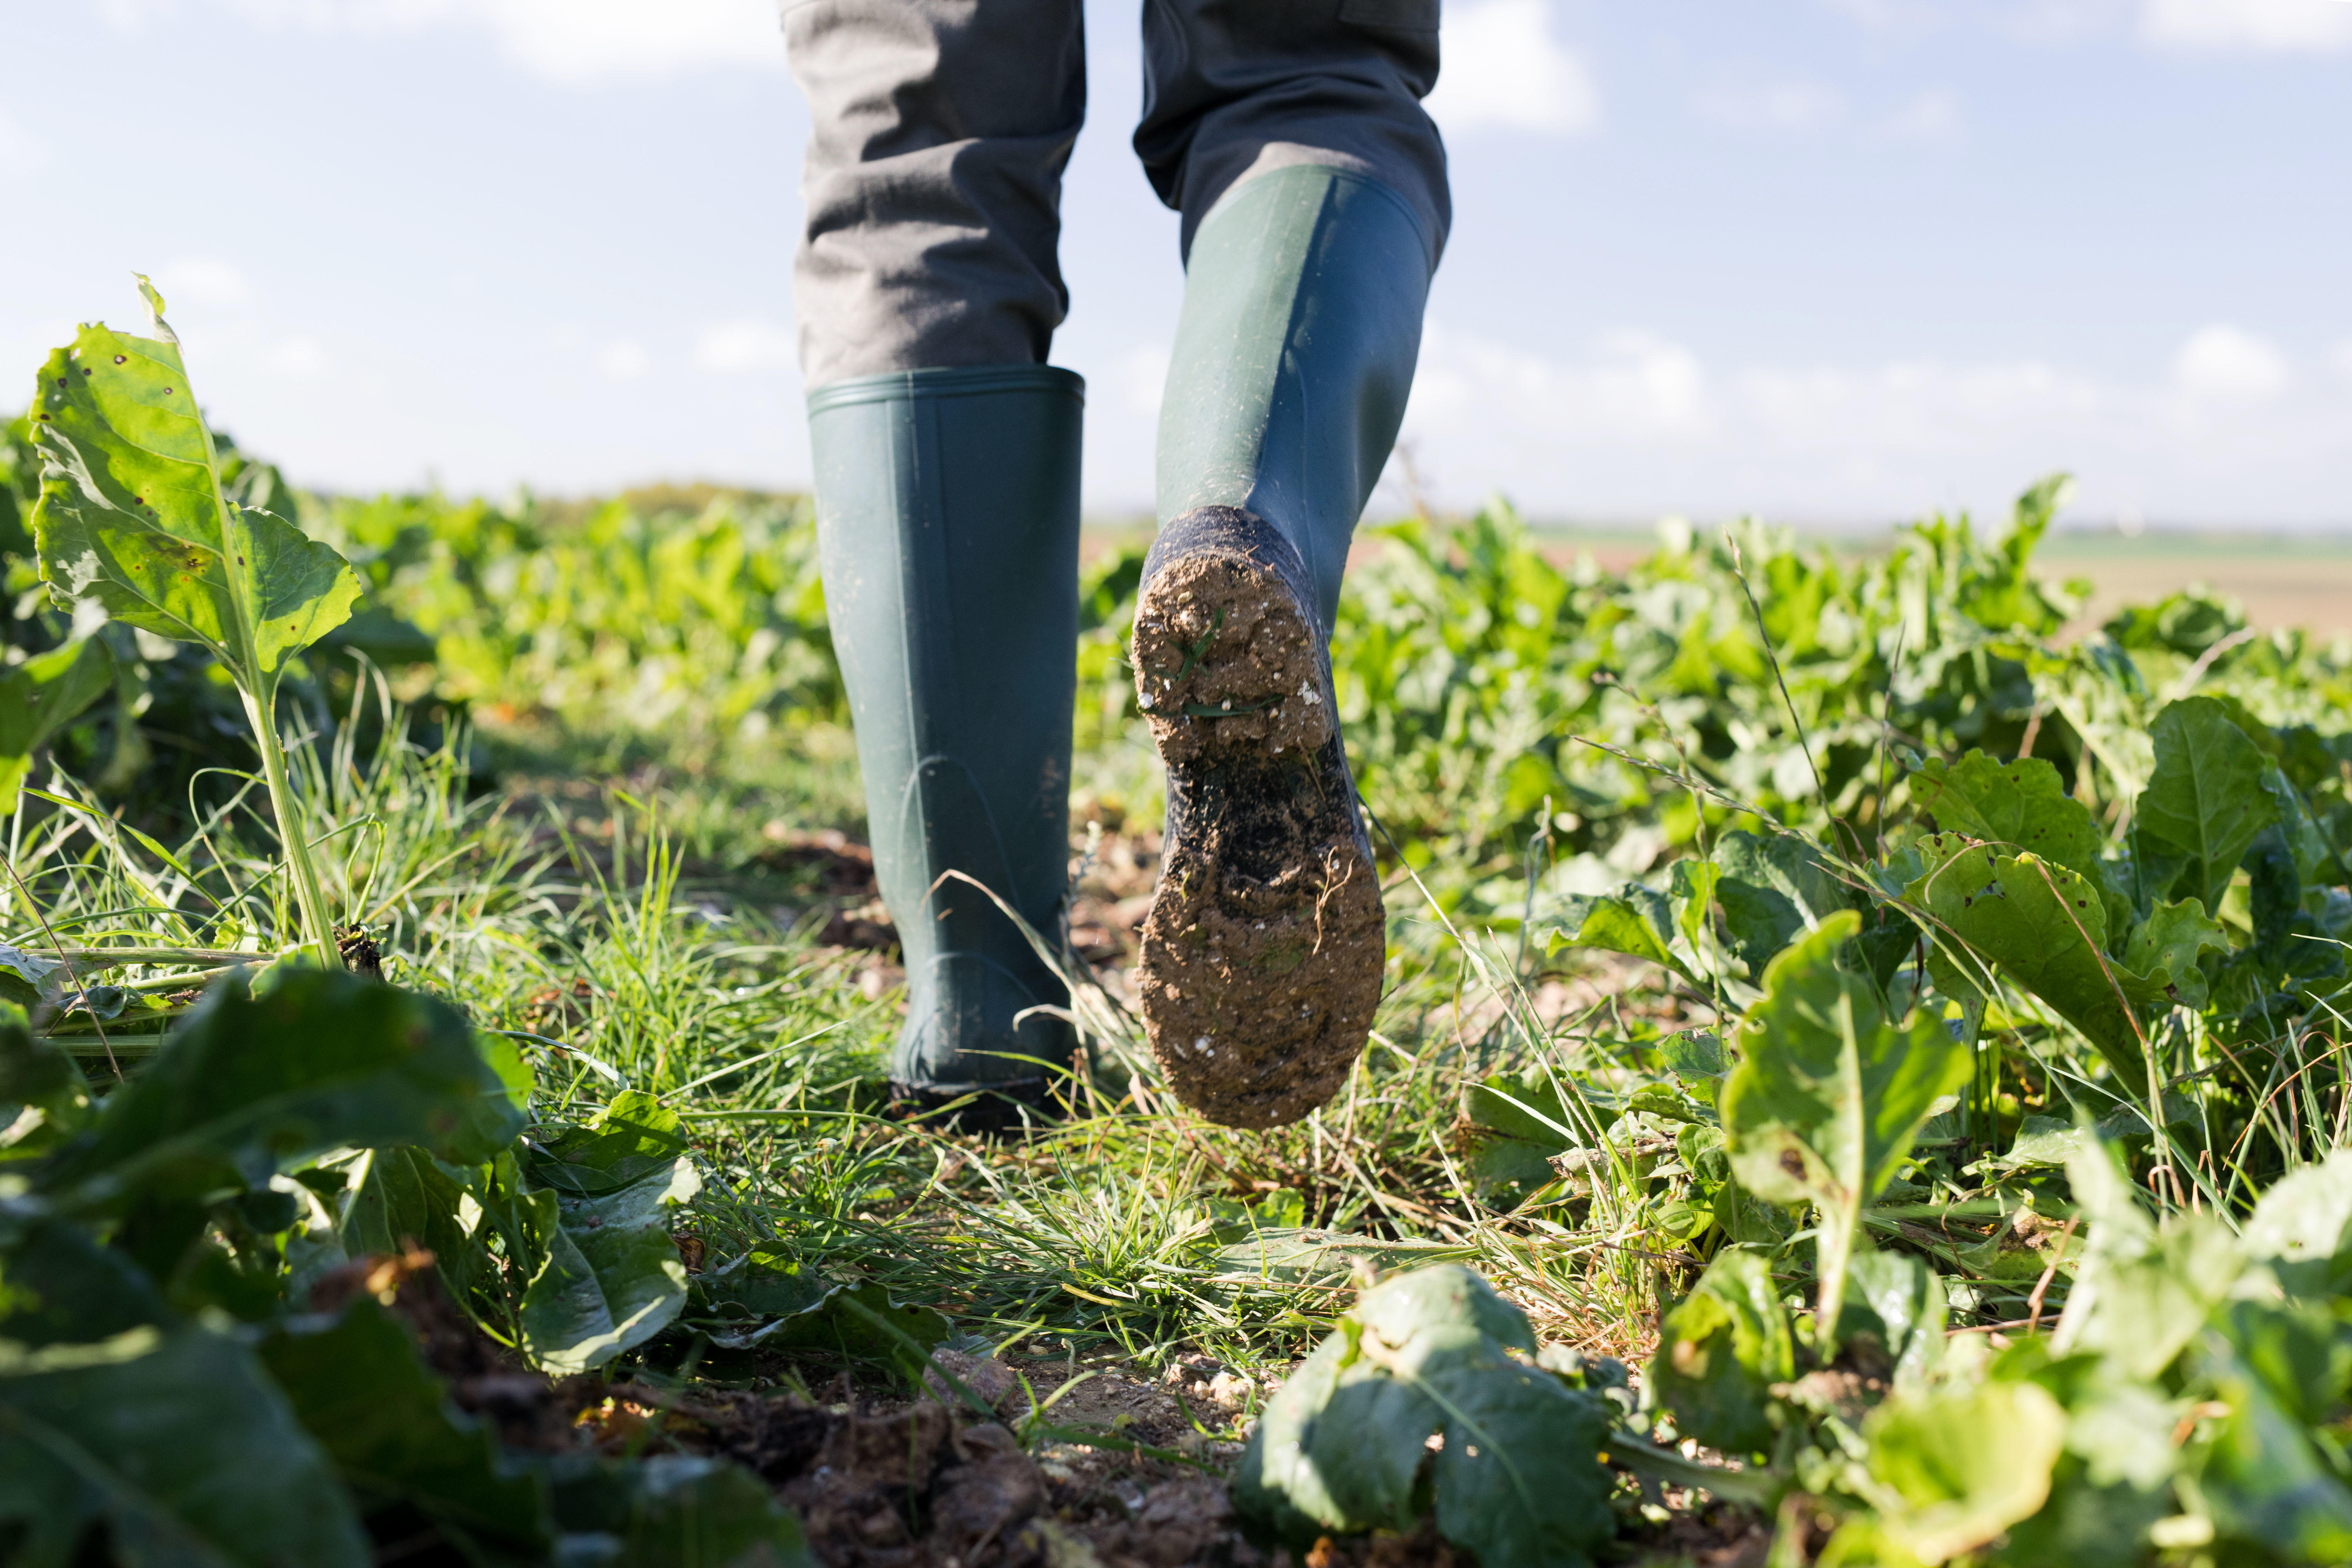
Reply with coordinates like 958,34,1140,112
2333,340,2352,380
2173,323,2290,399
155,257,254,311
695,318,797,374
269,337,329,378
2140,0,2352,53
1884,87,1965,140
109,0,785,85
1411,325,1711,440
1697,81,1847,132
467,0,784,87
1425,0,1601,135
1395,319,2352,523
598,340,650,380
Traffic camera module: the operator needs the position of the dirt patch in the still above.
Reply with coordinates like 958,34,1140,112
1132,554,1329,768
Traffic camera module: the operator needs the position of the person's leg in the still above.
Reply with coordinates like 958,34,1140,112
786,0,1088,1125
1126,0,1446,1127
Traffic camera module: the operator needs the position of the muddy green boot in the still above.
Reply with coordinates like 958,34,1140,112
808,365,1085,1126
1131,165,1435,1128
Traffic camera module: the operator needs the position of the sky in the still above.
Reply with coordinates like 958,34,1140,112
4,0,2349,529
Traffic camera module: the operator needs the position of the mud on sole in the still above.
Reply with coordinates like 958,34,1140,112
1131,553,1329,767
1132,550,1384,1128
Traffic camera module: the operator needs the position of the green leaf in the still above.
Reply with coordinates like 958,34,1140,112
1907,834,2163,1079
27,303,363,687
522,1155,701,1375
259,1296,551,1560
545,1452,813,1568
2052,1136,2243,1381
0,1326,370,1567
2239,1150,2352,1298
1864,1378,2068,1565
0,1000,78,1117
2133,696,2279,916
1912,750,2102,879
1646,1249,1796,1457
1843,1250,1946,1388
1719,911,1968,1352
0,943,61,1012
336,1146,486,1300
2191,1314,2352,1564
0,1215,172,1349
2120,898,2231,1011
1551,884,1693,983
687,1251,951,1359
0,633,112,815
1235,1265,1615,1564
44,971,529,1212
526,1088,688,1195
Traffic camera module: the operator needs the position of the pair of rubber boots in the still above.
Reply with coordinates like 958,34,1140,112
810,167,1431,1130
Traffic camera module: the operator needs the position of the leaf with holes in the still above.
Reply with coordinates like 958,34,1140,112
26,279,363,964
1912,749,2103,880
1907,834,2168,1079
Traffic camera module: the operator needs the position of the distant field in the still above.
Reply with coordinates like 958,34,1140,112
1522,525,2352,641
2034,532,2352,640
1084,518,2352,639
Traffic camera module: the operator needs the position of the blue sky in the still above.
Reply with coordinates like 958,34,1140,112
4,0,2348,527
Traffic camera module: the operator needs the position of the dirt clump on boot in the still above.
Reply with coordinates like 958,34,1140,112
1132,554,1329,767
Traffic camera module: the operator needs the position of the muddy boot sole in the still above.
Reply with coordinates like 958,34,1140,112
1130,509,1385,1128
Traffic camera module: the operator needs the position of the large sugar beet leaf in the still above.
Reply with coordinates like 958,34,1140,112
1906,834,2166,1079
43,970,529,1212
27,284,361,679
0,632,111,814
260,1297,551,1561
0,1326,370,1567
1236,1265,1615,1565
1720,912,1968,1355
2133,697,2278,916
25,279,361,964
1911,749,2101,879
522,1094,703,1374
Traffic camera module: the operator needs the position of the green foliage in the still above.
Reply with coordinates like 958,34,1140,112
25,280,363,962
2133,696,2279,916
1720,912,1969,1353
258,1298,551,1560
0,634,111,814
0,961,804,1564
1647,1249,1795,1457
1235,1265,1615,1566
1861,1378,2069,1565
0,1325,372,1566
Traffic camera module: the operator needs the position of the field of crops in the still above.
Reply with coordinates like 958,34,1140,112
7,292,2352,1568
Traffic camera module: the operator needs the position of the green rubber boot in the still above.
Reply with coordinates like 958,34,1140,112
808,366,1085,1126
1131,164,1435,1127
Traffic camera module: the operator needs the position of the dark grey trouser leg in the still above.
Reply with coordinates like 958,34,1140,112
785,0,1087,386
1135,0,1449,260
784,2,1090,1116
